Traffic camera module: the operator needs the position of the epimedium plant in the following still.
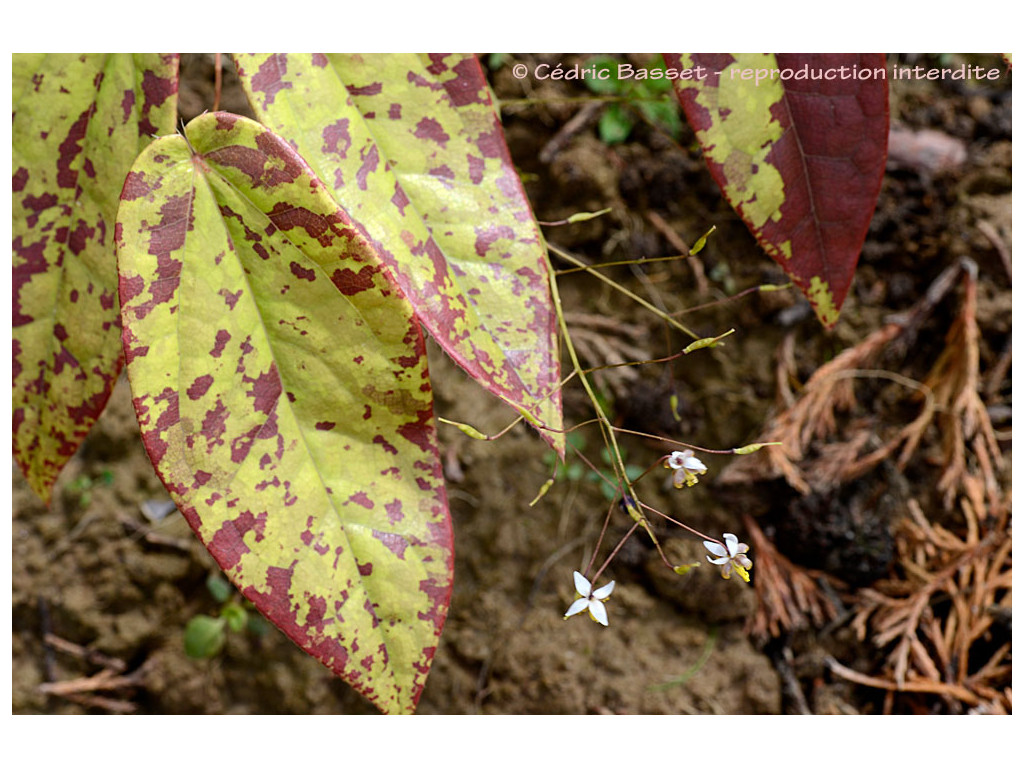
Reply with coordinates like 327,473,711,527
12,52,889,714
14,53,562,715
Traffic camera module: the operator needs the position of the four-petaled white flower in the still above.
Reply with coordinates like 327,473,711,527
564,571,616,626
665,449,708,488
703,533,753,582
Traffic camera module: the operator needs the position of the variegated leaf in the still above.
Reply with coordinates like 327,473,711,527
233,53,563,453
667,53,889,328
116,112,453,714
12,53,179,502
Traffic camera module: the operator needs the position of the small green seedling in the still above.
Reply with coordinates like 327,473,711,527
584,55,683,144
184,573,269,659
64,469,114,509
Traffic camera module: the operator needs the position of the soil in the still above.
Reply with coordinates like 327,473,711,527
11,53,1012,715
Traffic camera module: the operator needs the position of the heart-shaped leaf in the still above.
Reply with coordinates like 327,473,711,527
116,112,453,714
667,53,889,327
233,53,563,452
12,53,179,502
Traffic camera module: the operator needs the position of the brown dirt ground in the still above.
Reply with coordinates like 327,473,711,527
11,53,1011,714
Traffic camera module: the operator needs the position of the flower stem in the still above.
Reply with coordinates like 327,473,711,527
592,521,640,584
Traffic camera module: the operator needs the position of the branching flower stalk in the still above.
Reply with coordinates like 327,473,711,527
545,240,652,541
541,235,777,626
548,242,701,340
433,228,775,624
556,383,761,587
559,441,701,578
445,234,773,625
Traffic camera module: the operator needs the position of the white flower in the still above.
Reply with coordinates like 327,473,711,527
665,449,708,488
564,571,616,626
703,533,753,582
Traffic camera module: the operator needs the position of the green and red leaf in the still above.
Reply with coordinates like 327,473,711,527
667,53,889,327
116,112,453,714
12,53,179,502
233,53,563,452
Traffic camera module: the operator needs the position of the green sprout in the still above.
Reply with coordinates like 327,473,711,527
184,573,270,659
584,55,683,145
64,469,114,509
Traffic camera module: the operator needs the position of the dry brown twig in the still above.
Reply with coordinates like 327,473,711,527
38,633,147,713
976,218,1011,281
539,101,604,164
563,311,652,400
645,210,709,295
43,633,127,674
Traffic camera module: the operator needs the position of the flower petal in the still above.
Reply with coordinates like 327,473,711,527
683,455,707,473
573,570,592,597
565,597,590,618
592,580,615,600
588,599,609,626
703,540,727,558
723,533,740,556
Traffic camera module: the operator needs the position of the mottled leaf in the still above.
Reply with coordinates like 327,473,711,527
233,53,563,453
116,112,453,714
667,53,889,327
12,53,179,502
